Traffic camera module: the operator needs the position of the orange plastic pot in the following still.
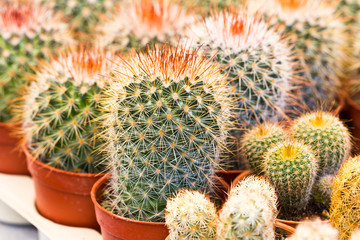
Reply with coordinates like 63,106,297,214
230,170,252,188
215,170,251,187
0,123,28,175
347,95,360,152
91,174,170,240
24,146,104,230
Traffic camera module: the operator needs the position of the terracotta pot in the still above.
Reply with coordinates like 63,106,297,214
91,174,170,240
24,146,105,230
0,123,28,175
215,170,251,187
230,170,252,188
347,94,360,152
275,218,331,236
212,176,230,206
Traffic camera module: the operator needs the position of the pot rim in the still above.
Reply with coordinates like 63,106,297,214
275,218,330,224
0,122,20,128
23,145,105,178
90,174,167,226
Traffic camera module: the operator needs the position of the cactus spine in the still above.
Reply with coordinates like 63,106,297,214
99,44,233,222
242,122,286,175
0,3,70,122
165,190,217,240
312,174,335,208
217,176,277,239
292,111,351,178
19,47,114,173
289,218,339,240
264,140,318,217
330,156,360,240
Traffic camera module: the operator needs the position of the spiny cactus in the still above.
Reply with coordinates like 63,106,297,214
292,111,351,178
217,176,277,239
19,47,114,173
178,0,245,15
97,0,193,53
288,218,338,240
99,44,233,222
264,140,318,217
248,0,347,111
350,229,360,240
241,122,286,175
165,190,217,240
312,174,335,208
330,156,360,240
0,3,70,122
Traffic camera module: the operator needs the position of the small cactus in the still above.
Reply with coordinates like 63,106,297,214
19,47,114,173
312,174,335,208
165,190,217,240
292,111,351,178
330,156,360,240
350,229,360,240
217,176,277,239
0,3,70,122
288,218,338,240
241,122,286,175
264,140,318,217
99,44,233,222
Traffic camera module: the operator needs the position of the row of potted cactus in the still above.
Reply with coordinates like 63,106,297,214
0,0,360,239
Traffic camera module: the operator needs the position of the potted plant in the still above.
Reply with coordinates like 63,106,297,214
17,46,114,229
91,44,234,240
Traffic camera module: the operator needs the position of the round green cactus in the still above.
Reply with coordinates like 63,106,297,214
217,176,277,239
165,190,217,240
264,140,318,216
292,111,351,178
241,122,286,175
100,44,233,222
289,218,338,240
19,47,114,173
0,3,70,122
312,174,335,207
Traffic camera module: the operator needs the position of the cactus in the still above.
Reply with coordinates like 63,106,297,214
292,111,351,178
288,218,338,240
217,176,277,239
97,0,193,53
0,3,70,122
248,0,347,111
330,156,360,240
18,47,114,173
264,140,318,217
99,44,233,222
312,174,335,208
350,229,360,240
241,122,286,175
165,190,217,240
178,0,245,15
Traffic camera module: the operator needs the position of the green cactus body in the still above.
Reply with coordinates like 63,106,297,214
242,122,286,175
248,0,347,111
20,48,113,173
330,156,360,240
264,140,318,216
289,218,338,240
292,111,351,178
165,190,217,240
312,174,335,207
100,45,232,222
0,4,70,122
97,0,193,53
217,176,277,239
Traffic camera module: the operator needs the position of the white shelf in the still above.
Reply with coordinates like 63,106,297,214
0,173,102,240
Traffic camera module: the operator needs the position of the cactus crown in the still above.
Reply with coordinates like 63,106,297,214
289,218,339,240
330,156,360,239
165,190,217,240
19,47,114,173
100,44,233,222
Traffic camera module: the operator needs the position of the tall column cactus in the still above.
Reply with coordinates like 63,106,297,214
99,44,233,222
292,111,351,178
330,156,360,240
18,47,114,173
217,176,277,239
0,3,70,122
264,140,318,217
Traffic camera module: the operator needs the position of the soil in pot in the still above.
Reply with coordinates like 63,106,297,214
24,147,104,230
0,123,28,175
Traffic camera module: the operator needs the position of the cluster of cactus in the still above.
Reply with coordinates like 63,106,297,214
165,190,217,240
312,174,335,207
99,45,233,222
19,47,114,173
248,0,347,111
217,176,277,239
289,218,339,240
97,0,193,53
0,3,70,122
330,156,360,240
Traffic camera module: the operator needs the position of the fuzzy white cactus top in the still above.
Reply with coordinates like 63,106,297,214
288,218,338,240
